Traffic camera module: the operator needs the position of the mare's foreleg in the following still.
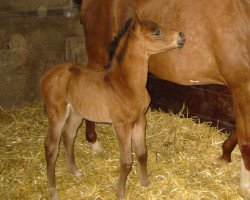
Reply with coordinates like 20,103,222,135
220,131,238,162
231,84,250,193
45,104,70,200
114,124,133,200
85,120,102,154
62,111,83,177
132,116,150,187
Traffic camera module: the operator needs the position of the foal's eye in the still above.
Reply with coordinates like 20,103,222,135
154,30,160,36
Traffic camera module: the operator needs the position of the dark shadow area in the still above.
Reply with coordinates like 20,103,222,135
147,73,236,133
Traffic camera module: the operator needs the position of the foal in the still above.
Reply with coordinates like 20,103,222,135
41,17,185,200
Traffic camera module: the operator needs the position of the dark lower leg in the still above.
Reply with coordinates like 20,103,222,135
220,131,238,162
137,153,150,186
85,120,97,143
240,144,250,170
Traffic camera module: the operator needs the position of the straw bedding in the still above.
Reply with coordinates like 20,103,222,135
0,101,248,200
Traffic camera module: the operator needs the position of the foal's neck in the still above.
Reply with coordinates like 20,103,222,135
108,30,149,92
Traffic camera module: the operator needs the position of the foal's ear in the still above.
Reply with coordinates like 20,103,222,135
134,9,142,24
132,9,142,32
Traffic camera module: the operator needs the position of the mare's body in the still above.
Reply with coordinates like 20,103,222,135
80,0,250,192
41,17,185,200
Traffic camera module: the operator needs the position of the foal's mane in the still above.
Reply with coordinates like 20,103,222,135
105,18,133,69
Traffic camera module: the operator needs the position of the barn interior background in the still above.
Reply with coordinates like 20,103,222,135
0,1,246,199
0,0,86,108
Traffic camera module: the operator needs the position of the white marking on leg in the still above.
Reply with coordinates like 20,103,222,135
73,169,82,178
92,140,102,155
240,159,250,196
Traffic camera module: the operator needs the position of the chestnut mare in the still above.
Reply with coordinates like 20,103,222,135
41,16,185,200
80,0,250,194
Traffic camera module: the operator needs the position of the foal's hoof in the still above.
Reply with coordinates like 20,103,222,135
74,169,82,178
92,141,102,155
51,192,60,200
68,168,82,178
49,188,60,200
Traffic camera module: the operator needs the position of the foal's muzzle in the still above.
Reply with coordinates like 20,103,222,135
177,32,185,48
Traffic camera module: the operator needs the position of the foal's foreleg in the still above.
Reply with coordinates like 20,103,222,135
62,111,83,177
114,124,133,200
45,105,70,200
132,116,150,187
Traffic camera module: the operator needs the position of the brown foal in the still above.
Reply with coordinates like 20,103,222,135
40,16,185,200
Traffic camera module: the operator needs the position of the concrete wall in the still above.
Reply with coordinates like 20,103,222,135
0,0,85,108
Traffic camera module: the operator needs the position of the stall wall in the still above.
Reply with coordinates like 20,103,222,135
0,0,86,108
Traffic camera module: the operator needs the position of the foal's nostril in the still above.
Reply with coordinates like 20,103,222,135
179,32,185,39
177,32,185,48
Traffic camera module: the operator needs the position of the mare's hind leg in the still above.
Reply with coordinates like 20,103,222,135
220,131,238,162
62,111,83,177
113,124,133,200
45,103,70,200
230,83,250,193
85,120,102,154
132,116,150,187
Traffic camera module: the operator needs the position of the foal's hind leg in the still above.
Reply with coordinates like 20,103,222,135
132,116,150,187
113,124,133,200
62,111,83,177
85,120,102,154
45,103,70,200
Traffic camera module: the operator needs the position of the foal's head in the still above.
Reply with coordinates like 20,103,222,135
131,16,185,55
106,16,185,68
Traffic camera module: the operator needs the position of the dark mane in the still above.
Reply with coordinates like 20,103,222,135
104,18,133,69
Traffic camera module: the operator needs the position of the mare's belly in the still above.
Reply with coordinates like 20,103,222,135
148,51,227,86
